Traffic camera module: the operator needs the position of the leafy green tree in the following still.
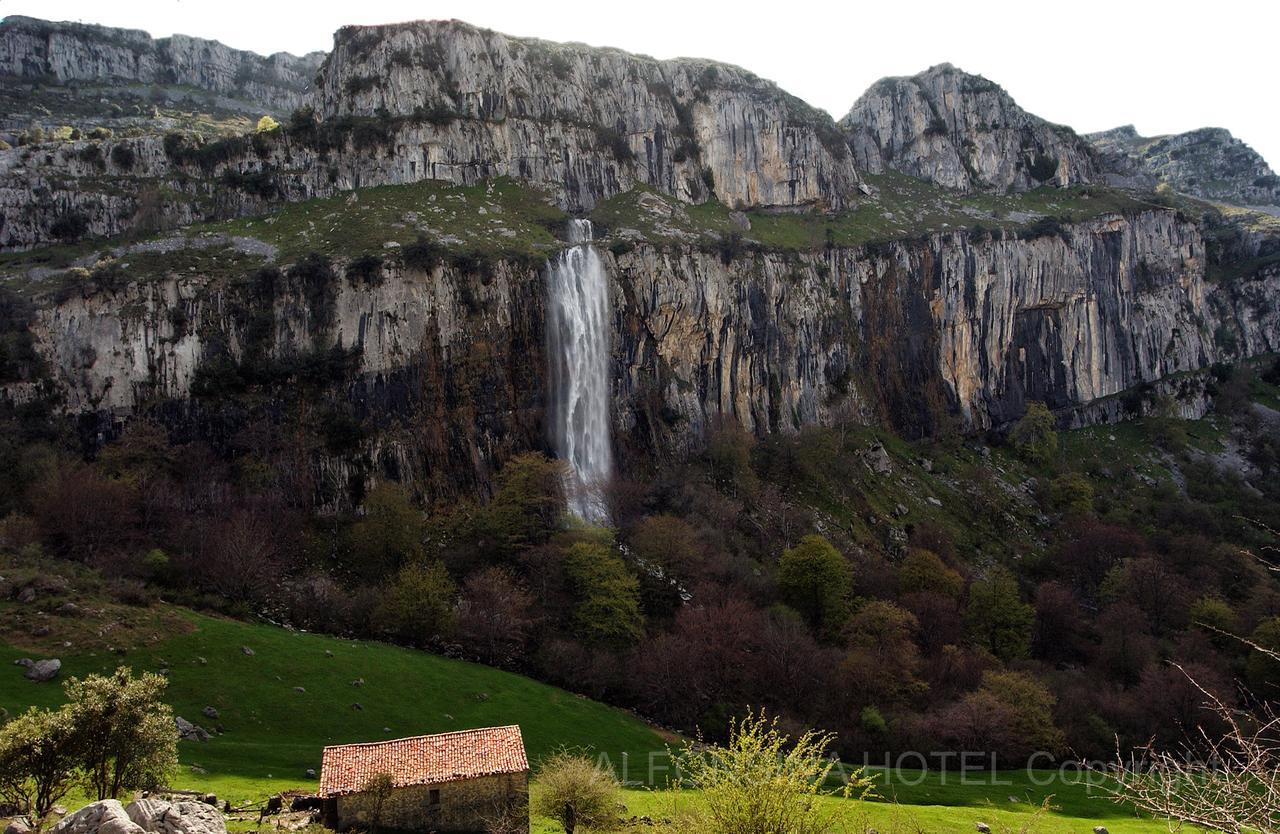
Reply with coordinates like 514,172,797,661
485,453,567,553
376,560,456,645
978,670,1064,757
1188,596,1237,650
777,535,853,633
63,667,177,800
966,567,1033,661
1010,401,1058,464
0,706,79,819
562,531,643,647
674,710,869,834
256,115,281,132
348,482,426,578
531,752,621,834
1048,472,1094,515
898,548,963,599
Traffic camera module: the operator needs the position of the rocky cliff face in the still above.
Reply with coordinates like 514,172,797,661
1088,125,1280,207
15,206,1277,497
839,64,1107,192
312,20,862,211
0,15,323,115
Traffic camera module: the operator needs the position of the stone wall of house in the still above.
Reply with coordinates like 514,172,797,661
335,772,528,833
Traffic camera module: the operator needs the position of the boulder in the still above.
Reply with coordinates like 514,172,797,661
201,706,219,720
55,602,81,617
5,816,33,834
125,798,227,834
174,716,210,742
863,443,893,475
975,825,991,834
240,646,254,656
24,659,61,682
48,801,144,834
1093,828,1109,834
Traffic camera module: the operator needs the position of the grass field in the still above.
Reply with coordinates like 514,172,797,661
0,609,669,803
0,607,1182,832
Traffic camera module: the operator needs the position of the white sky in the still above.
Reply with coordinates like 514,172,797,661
4,0,1277,168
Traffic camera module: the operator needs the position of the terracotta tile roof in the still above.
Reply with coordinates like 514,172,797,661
318,726,528,797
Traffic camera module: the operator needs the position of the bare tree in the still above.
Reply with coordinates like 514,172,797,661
1107,520,1280,832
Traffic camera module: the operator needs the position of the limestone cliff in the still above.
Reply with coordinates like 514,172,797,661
0,15,323,115
839,64,1107,192
1088,125,1280,207
311,20,862,212
13,206,1278,498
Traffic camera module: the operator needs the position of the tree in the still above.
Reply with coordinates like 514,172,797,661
977,670,1064,759
63,667,177,800
673,711,868,834
256,115,281,132
376,561,456,646
1246,616,1280,694
1048,472,1094,515
965,567,1033,661
562,532,643,647
531,752,620,834
348,483,426,579
362,772,394,833
1010,401,1058,464
456,566,536,664
898,548,963,599
777,535,852,633
0,706,79,820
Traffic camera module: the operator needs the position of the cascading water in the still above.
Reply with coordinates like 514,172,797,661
546,219,613,523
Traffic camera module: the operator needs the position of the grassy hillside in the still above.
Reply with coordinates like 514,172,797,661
0,609,670,803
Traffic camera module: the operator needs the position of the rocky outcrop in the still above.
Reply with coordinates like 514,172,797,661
302,19,859,212
0,16,323,115
840,64,1104,192
1088,125,1280,206
125,798,226,834
48,801,143,834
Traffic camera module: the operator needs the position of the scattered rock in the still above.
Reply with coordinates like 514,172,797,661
14,658,34,668
324,650,333,657
174,716,211,742
125,798,227,834
305,769,316,778
55,602,81,617
202,706,219,720
16,587,36,604
31,625,51,637
47,800,144,834
352,703,363,711
893,503,909,517
727,211,751,232
240,646,254,656
351,678,364,687
926,496,943,507
1093,828,1109,834
24,659,61,682
920,458,934,473
975,824,991,834
293,686,305,694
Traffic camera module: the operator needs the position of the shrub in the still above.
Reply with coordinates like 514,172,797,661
256,115,281,133
345,253,385,285
0,706,79,819
1048,472,1094,515
674,710,868,834
402,235,446,271
63,667,178,800
531,751,620,834
375,560,456,646
50,212,90,243
110,143,136,171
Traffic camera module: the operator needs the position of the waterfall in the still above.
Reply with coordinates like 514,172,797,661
546,219,613,523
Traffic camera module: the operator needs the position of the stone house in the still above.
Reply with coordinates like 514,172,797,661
318,725,529,833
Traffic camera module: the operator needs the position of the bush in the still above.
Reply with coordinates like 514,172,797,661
110,143,136,170
531,751,620,834
402,235,446,271
345,253,385,285
673,711,868,834
0,706,79,819
375,560,456,646
1028,153,1058,182
50,212,90,243
256,115,281,133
